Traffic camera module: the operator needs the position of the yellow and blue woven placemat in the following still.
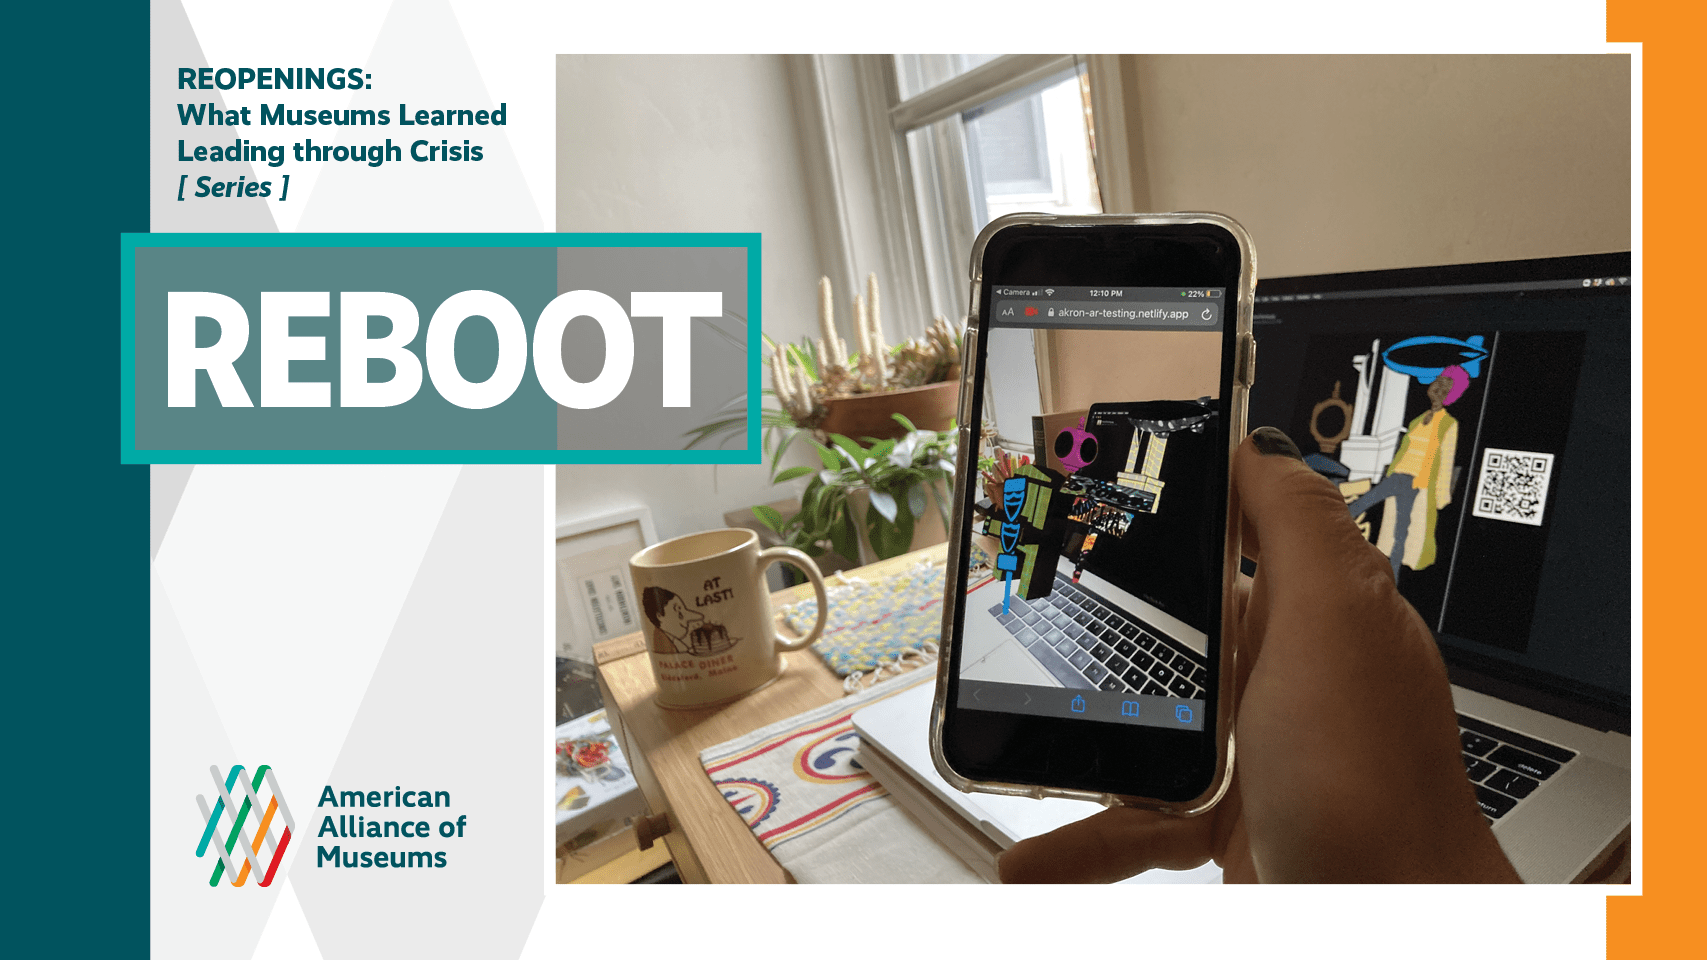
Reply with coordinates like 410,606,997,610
780,545,989,677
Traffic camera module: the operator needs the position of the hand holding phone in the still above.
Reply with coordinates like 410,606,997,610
932,214,1255,812
996,433,1521,883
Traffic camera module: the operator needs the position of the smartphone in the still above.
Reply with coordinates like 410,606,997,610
931,213,1255,813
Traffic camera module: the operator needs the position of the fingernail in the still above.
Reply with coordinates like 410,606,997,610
1249,426,1302,460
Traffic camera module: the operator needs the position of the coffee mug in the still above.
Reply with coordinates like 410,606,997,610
629,528,828,709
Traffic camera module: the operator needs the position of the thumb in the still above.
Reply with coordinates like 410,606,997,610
997,806,1217,883
1233,427,1391,596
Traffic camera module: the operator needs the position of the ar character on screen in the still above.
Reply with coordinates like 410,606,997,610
1346,363,1469,580
981,462,1072,605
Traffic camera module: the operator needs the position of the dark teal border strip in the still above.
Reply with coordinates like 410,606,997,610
120,232,762,464
22,2,149,956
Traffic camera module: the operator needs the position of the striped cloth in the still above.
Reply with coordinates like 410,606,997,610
698,666,980,883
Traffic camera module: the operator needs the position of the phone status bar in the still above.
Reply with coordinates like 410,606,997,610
992,285,1224,301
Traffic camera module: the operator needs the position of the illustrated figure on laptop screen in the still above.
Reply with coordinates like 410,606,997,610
1300,334,1485,582
1346,363,1466,579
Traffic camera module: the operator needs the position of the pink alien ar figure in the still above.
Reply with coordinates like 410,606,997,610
1054,417,1099,474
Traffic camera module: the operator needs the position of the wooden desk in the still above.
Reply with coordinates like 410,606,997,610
595,542,949,883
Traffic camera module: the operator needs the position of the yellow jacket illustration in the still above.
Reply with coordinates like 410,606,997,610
1376,409,1458,570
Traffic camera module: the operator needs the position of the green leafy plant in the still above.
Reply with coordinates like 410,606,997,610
752,413,957,562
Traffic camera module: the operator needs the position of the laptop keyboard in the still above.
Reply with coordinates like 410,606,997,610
1458,714,1577,822
989,572,1208,698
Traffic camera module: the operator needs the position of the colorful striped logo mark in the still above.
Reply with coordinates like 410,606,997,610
196,764,295,888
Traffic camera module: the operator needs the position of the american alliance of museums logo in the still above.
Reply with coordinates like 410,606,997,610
196,764,295,888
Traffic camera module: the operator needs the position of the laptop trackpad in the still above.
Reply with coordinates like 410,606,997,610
1489,754,1630,884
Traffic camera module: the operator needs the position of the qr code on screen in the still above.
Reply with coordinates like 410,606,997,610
1471,447,1555,526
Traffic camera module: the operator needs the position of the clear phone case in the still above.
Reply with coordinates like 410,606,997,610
928,211,1256,816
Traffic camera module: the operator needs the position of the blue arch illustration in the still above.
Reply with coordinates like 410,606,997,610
1382,335,1487,383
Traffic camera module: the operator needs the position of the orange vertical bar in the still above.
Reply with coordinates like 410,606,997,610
1608,1,1700,957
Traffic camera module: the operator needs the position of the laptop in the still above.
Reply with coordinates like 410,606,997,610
870,253,1630,884
1248,253,1632,883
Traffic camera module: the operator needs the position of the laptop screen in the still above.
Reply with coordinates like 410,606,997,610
1249,253,1631,731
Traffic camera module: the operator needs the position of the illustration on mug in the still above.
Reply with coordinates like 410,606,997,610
641,586,740,656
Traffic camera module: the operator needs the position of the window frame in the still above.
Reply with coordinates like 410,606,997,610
789,53,1135,350
872,54,1085,327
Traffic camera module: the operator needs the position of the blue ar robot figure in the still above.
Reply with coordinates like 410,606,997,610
997,477,1028,614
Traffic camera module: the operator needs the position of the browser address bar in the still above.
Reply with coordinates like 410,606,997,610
992,299,1222,329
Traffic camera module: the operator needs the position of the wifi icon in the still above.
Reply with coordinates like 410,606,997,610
1045,288,1055,296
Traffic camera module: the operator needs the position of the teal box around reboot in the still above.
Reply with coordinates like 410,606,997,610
121,233,759,464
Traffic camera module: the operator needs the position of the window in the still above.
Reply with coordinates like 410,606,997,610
965,71,1101,223
886,55,1104,323
788,54,1122,350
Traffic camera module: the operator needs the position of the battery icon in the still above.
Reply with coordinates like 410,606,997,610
1208,289,1222,298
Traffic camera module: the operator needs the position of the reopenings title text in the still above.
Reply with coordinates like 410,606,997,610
174,65,500,201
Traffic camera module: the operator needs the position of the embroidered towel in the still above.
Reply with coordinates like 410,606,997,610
698,667,980,883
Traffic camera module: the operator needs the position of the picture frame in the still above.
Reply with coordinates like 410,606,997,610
554,506,659,661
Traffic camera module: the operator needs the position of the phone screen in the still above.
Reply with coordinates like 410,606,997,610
940,221,1246,801
962,286,1225,726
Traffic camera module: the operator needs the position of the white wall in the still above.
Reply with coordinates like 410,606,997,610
554,55,826,540
1123,55,1631,276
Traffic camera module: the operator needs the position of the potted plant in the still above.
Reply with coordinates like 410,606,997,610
767,273,961,441
752,413,957,564
750,272,964,564
680,273,960,452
